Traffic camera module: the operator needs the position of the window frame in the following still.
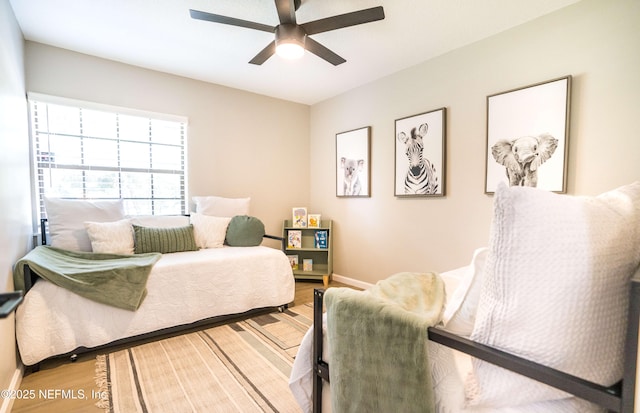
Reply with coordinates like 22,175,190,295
27,93,189,229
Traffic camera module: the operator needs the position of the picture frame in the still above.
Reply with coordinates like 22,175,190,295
292,207,307,228
336,126,371,197
485,76,571,193
394,108,446,197
308,214,321,228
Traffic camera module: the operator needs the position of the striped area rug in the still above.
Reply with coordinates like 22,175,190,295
95,304,312,413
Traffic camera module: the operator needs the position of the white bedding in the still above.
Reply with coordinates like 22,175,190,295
289,269,604,413
16,245,295,366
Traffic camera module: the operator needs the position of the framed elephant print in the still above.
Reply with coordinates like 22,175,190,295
336,126,371,197
485,76,571,193
395,108,446,197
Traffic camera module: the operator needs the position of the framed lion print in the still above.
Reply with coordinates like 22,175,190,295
485,76,571,193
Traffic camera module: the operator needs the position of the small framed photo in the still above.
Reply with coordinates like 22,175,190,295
485,76,571,193
336,126,371,197
292,207,307,228
394,108,446,197
308,214,321,228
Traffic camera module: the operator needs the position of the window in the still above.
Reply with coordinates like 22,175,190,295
28,94,188,221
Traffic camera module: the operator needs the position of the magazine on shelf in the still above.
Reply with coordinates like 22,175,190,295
314,230,328,249
292,207,307,228
308,214,321,228
287,255,299,270
303,259,313,271
287,230,302,249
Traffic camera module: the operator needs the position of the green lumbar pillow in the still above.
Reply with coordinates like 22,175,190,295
133,224,198,254
225,216,265,247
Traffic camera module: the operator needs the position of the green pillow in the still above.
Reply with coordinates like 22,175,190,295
225,215,265,247
133,224,198,254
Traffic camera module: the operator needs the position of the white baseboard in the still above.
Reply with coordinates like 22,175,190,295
331,273,372,290
0,366,24,413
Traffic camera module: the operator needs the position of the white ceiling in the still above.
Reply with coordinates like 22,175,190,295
9,0,580,105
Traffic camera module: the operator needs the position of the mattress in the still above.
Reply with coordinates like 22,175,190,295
16,246,295,366
289,268,605,413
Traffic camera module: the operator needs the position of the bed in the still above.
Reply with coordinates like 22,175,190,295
14,196,296,366
290,182,640,413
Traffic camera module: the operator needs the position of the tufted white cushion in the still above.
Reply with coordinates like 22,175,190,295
442,247,488,336
193,196,250,217
190,212,231,249
84,219,134,255
44,197,125,252
465,182,640,408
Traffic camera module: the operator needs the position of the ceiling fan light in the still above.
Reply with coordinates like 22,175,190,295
276,42,305,59
275,24,306,60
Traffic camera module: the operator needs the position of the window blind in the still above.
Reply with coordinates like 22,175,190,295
28,94,188,221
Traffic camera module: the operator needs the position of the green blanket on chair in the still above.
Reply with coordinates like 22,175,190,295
325,272,445,413
14,246,161,311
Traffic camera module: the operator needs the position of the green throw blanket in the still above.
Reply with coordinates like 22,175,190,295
325,272,445,413
14,246,161,311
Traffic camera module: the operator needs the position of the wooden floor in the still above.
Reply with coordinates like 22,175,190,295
11,280,348,413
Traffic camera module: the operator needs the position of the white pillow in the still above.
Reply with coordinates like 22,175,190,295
442,247,488,336
193,196,250,217
129,215,190,228
84,219,134,254
44,197,125,252
465,182,640,408
190,213,232,249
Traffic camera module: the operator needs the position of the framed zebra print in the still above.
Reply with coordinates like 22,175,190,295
394,108,446,197
336,126,371,197
485,76,571,193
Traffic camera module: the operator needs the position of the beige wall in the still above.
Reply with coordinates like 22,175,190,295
24,42,311,240
6,0,640,405
0,0,33,409
20,1,639,285
310,0,640,284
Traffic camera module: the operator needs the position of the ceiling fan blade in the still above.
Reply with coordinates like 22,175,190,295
305,37,346,66
249,41,276,65
274,0,296,25
301,6,385,35
189,9,275,33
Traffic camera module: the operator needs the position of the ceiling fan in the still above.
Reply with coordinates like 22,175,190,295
189,0,385,65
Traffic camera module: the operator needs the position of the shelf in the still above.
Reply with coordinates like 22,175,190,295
0,291,24,318
284,226,331,231
294,274,330,284
294,270,328,277
283,219,333,285
293,263,329,274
